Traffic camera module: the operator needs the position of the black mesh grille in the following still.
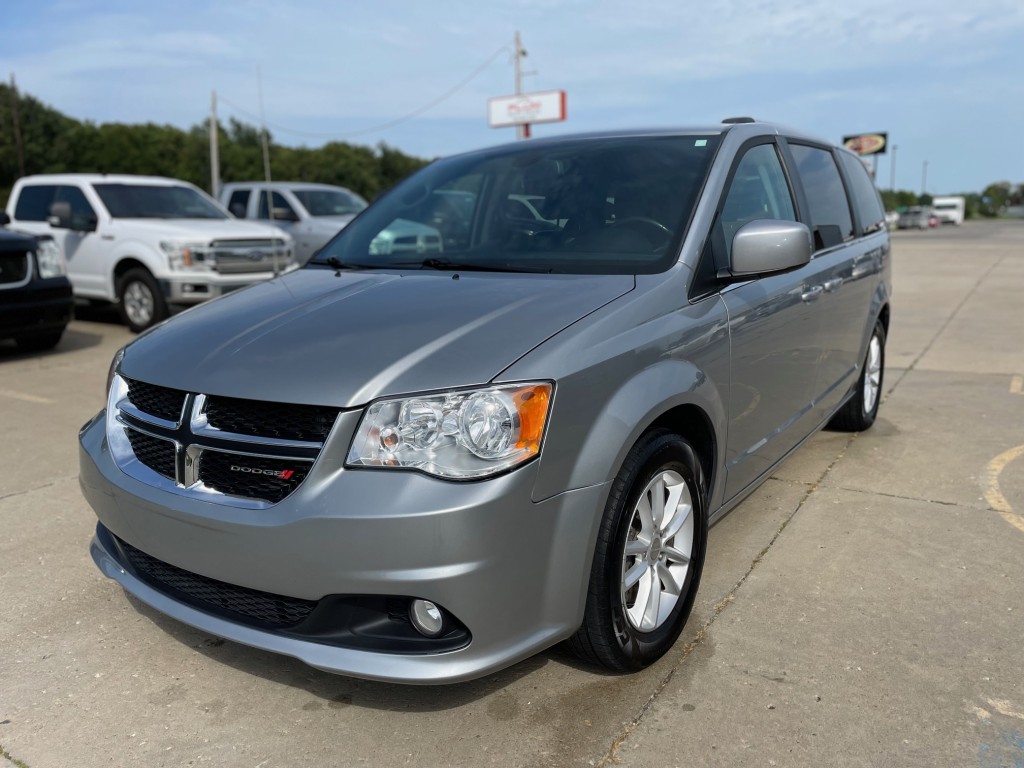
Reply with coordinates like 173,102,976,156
126,378,187,423
204,395,338,442
198,451,309,504
0,252,29,284
116,536,317,629
125,428,176,480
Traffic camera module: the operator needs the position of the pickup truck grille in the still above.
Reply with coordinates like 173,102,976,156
113,377,337,506
204,238,291,275
0,251,30,286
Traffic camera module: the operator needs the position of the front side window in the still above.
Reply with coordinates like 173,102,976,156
719,143,796,258
55,185,97,230
14,185,58,221
314,135,722,275
789,144,854,249
257,191,297,220
93,184,227,219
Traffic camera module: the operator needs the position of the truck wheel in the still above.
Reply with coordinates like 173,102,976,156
567,429,707,672
117,268,167,333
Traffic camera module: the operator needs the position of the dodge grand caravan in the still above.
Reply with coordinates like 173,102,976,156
79,120,891,683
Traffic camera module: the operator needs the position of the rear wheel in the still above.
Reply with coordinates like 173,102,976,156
117,268,167,333
567,429,707,671
828,319,885,431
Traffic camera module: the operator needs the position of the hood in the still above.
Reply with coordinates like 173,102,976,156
121,268,634,408
120,218,292,242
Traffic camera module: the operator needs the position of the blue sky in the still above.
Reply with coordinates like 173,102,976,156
4,0,1023,194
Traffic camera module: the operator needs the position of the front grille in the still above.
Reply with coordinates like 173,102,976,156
206,238,290,275
116,535,317,629
204,395,338,442
126,378,187,423
0,252,29,285
198,451,310,504
125,428,176,480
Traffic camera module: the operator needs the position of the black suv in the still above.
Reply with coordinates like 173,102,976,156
0,213,74,352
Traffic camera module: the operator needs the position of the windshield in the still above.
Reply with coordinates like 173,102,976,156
314,134,721,274
94,184,228,219
293,188,368,217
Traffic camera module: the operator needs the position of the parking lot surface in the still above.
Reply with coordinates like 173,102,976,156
1,221,1022,767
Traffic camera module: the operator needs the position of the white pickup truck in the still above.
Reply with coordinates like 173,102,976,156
5,174,295,331
220,182,368,265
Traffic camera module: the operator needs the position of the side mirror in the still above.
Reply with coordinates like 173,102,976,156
0,211,10,227
48,202,97,232
271,206,300,222
48,202,72,229
730,220,812,277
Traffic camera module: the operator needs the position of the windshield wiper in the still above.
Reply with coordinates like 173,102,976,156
309,256,380,271
419,257,546,273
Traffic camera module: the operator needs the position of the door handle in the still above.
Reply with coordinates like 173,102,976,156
801,285,824,302
823,277,844,293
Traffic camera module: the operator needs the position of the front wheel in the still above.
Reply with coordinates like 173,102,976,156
117,268,167,333
567,430,707,672
828,319,885,432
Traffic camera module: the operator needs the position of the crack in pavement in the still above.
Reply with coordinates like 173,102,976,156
0,742,31,768
0,475,77,503
888,252,1007,393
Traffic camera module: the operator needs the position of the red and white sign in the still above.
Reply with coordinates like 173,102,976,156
488,90,567,128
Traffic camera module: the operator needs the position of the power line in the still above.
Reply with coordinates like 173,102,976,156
218,45,509,142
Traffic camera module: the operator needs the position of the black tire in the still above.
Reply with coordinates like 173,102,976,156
14,329,64,352
567,429,708,672
828,319,886,432
117,267,167,333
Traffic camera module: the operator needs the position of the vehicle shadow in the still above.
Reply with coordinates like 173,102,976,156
0,324,104,361
123,592,576,710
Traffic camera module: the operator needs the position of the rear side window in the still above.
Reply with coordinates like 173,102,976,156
227,190,250,218
789,144,853,250
14,185,58,221
838,152,886,234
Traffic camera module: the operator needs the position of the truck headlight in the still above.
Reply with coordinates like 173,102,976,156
347,383,552,479
35,238,66,278
160,241,211,271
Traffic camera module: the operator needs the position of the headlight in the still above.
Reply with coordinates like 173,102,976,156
35,238,66,278
160,241,211,271
347,382,552,479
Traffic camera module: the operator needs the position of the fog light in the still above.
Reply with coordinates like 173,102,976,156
409,599,444,637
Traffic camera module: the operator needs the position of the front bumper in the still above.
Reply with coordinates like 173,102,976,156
159,265,298,305
79,412,608,684
0,278,73,339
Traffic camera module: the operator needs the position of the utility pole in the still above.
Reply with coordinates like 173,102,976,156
514,31,529,140
9,73,26,178
921,160,928,198
209,90,221,198
890,144,898,192
256,65,279,275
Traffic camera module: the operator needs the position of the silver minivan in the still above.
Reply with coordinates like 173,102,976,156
80,120,891,684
